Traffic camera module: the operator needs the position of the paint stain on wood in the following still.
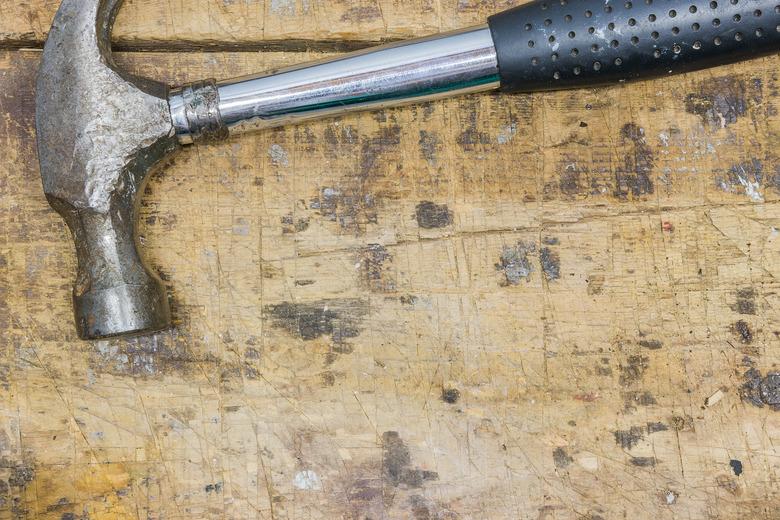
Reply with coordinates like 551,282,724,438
685,77,748,128
264,299,369,343
615,123,654,200
540,247,561,281
739,368,780,410
415,201,453,229
619,355,650,386
731,288,757,315
732,320,753,344
382,431,438,488
497,241,536,285
357,244,395,292
552,447,573,469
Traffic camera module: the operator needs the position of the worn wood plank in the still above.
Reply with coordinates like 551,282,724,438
1,42,779,520
0,0,521,49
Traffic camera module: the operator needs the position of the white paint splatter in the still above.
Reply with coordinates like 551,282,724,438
735,170,763,202
658,133,669,147
269,144,290,167
293,470,322,490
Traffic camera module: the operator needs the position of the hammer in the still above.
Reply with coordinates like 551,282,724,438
36,0,779,340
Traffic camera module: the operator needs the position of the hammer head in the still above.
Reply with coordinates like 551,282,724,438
36,0,179,339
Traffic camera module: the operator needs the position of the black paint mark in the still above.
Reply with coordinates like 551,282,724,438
631,457,657,467
740,368,780,410
685,77,748,128
281,214,310,234
456,99,491,149
357,244,395,293
359,126,402,177
205,482,223,493
418,131,440,166
311,186,377,232
732,320,753,344
497,241,536,286
264,299,369,344
619,355,650,386
382,431,439,488
553,447,573,469
729,459,743,476
7,465,34,488
731,288,757,315
441,388,461,404
638,339,663,350
557,156,589,197
646,422,669,434
614,422,668,449
615,123,655,199
540,247,561,281
415,201,453,229
623,391,657,411
614,426,645,449
312,125,401,233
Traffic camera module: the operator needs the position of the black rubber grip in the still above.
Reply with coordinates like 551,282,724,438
488,0,780,92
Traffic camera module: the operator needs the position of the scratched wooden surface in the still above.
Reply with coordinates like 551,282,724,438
1,0,780,519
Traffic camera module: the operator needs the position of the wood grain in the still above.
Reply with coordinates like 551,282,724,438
0,0,521,49
0,6,779,519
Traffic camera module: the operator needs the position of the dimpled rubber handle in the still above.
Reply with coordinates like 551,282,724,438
488,0,780,92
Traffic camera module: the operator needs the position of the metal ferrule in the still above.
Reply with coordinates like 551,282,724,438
169,26,500,144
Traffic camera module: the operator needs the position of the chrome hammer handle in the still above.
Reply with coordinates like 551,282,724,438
169,0,779,144
169,27,500,143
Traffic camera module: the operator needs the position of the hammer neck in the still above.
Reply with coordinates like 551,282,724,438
169,25,500,145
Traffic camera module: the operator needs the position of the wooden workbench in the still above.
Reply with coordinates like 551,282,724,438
1,1,778,518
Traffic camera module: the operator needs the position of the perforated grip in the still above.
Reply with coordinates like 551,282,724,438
488,0,780,92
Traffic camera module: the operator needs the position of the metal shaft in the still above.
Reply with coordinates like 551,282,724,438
169,26,500,144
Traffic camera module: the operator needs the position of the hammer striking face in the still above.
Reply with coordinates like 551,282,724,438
36,0,780,339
